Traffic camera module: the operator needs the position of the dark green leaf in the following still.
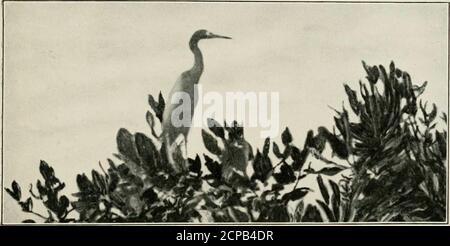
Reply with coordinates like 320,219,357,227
313,133,326,153
318,126,349,159
148,94,164,122
6,181,21,201
329,180,341,220
158,92,165,116
362,61,379,84
146,111,155,129
39,160,55,182
282,188,310,201
91,170,104,193
413,81,427,97
58,196,70,214
135,132,157,172
148,94,158,112
344,84,360,114
272,142,283,159
251,150,272,182
281,127,293,145
142,188,158,204
428,103,437,123
188,155,201,175
262,137,270,156
204,154,222,181
225,121,244,141
116,128,139,164
207,118,225,139
201,129,222,156
76,174,95,193
316,200,336,222
436,131,447,158
315,166,346,176
273,164,296,185
21,197,33,212
317,175,329,204
36,180,47,197
271,183,284,192
441,112,447,123
291,146,308,171
304,130,315,148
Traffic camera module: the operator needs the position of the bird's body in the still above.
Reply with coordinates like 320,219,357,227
162,71,200,145
161,30,231,172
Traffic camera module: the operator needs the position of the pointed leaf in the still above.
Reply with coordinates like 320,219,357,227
91,170,104,193
204,154,222,181
428,103,437,123
262,137,270,156
58,196,70,215
273,164,296,185
207,118,225,139
158,92,165,114
281,127,293,145
188,154,201,175
291,146,308,171
282,188,310,201
316,200,336,222
319,126,348,159
315,166,346,176
344,84,360,114
146,111,155,129
251,150,272,182
272,142,283,159
201,129,222,156
317,175,329,204
6,181,21,201
39,160,55,182
329,180,341,221
116,128,139,164
135,132,157,172
441,112,447,123
21,197,33,212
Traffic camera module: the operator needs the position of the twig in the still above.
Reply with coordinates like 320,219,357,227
292,172,303,191
308,148,349,169
271,159,285,171
27,210,48,220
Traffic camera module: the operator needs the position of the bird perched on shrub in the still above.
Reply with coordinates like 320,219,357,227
161,29,231,172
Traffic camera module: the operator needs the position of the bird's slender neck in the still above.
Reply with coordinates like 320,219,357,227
189,38,204,80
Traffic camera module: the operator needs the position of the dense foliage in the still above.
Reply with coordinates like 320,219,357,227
6,61,447,222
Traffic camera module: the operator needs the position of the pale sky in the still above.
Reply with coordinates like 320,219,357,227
2,2,448,222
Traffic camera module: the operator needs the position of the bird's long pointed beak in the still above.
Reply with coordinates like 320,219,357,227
210,33,232,39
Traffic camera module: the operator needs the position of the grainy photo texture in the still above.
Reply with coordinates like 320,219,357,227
1,1,448,223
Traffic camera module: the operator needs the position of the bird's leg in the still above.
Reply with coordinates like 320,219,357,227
165,134,187,173
175,136,188,159
182,136,190,173
171,135,189,172
165,134,175,165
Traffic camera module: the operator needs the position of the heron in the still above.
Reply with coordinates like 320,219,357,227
161,29,231,172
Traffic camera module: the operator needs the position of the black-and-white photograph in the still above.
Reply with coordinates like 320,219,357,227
0,1,448,225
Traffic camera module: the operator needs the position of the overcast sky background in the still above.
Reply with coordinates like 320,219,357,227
2,2,448,223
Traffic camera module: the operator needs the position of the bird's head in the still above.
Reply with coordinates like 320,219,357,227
192,29,232,41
